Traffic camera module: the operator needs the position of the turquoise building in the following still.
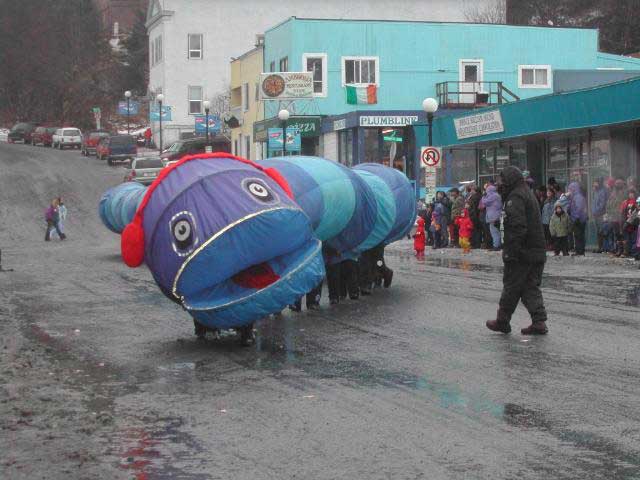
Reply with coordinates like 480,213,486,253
258,17,640,183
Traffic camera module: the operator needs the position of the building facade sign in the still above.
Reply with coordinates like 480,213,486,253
454,110,504,140
267,127,301,151
359,115,419,127
333,119,347,131
150,106,172,121
259,72,314,100
194,115,221,134
254,116,321,142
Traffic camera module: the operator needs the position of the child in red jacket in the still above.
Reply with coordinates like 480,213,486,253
455,207,474,253
413,217,426,258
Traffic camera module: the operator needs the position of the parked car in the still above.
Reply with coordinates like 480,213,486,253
52,128,82,149
123,156,164,185
160,138,217,163
81,130,110,156
31,126,58,147
8,122,38,143
96,135,137,165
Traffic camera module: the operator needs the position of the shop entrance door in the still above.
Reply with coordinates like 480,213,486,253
459,60,483,104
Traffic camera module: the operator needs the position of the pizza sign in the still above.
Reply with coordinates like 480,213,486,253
259,72,314,100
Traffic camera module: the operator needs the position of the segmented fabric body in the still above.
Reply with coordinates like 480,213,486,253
101,156,415,254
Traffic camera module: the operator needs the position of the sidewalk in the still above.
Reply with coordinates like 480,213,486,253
388,238,640,276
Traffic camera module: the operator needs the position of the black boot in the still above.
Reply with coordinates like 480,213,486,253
238,325,255,347
382,268,393,288
194,320,207,340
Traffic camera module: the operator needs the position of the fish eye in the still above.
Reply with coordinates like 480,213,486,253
242,178,277,204
170,212,198,256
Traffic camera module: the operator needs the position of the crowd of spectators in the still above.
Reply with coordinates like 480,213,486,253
414,173,640,261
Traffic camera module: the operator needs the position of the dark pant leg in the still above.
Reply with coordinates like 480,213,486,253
358,251,373,292
348,261,359,297
574,220,586,254
555,236,568,255
520,262,548,323
482,222,492,248
45,221,52,241
341,260,359,298
326,262,341,300
498,262,530,323
434,230,441,248
543,225,551,248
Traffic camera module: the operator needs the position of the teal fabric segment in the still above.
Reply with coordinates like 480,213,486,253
353,169,396,251
278,156,356,240
99,182,146,233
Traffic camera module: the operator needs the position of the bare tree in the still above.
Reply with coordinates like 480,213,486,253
464,0,507,24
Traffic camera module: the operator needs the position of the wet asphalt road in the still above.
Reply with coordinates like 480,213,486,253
1,142,640,480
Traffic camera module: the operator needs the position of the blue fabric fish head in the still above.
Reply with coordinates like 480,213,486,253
122,153,324,328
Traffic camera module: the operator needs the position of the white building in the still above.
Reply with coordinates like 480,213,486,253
145,0,501,146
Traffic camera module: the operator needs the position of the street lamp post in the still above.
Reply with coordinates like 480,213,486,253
156,93,164,152
277,109,290,157
419,97,439,200
203,100,211,143
124,90,132,135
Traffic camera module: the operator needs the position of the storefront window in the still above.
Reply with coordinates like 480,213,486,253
445,149,476,185
496,147,509,172
479,148,495,176
568,137,588,168
510,144,527,171
590,136,610,168
548,139,567,170
338,129,353,166
363,129,379,164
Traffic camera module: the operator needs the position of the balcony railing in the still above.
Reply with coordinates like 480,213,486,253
436,81,520,109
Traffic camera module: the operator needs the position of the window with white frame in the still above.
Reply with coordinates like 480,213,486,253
518,65,551,88
245,135,251,159
242,83,249,111
303,53,327,96
154,35,163,65
279,56,288,72
342,57,378,85
188,34,203,59
188,86,203,114
150,35,163,66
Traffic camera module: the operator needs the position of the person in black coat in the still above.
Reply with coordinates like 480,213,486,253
486,166,549,335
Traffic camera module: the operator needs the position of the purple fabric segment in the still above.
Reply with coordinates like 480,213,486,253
141,157,301,295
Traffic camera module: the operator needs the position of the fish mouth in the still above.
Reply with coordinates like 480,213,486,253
172,207,323,325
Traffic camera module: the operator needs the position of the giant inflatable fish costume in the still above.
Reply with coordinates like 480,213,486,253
99,153,414,330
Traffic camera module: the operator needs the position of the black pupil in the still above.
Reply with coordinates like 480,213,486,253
246,181,273,202
173,219,193,250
